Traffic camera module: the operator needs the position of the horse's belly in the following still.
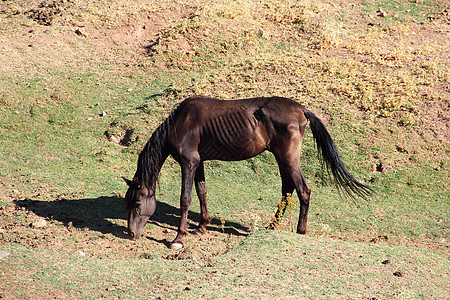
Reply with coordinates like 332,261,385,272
198,137,266,161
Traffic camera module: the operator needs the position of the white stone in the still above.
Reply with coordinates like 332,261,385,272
170,242,183,250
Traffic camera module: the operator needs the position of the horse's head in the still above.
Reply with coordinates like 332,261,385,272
122,177,156,239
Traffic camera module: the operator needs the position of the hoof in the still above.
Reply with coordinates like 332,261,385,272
170,242,183,250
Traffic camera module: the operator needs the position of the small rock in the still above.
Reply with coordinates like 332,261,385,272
108,135,121,144
170,242,183,250
75,250,86,257
75,28,87,37
393,271,404,277
0,250,10,260
377,8,387,17
31,218,47,228
258,28,265,37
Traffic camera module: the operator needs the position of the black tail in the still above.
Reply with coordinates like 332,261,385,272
303,109,372,199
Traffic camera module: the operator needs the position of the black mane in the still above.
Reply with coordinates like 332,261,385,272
133,104,183,189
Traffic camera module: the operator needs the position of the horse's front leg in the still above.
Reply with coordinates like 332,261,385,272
171,157,199,250
194,161,211,234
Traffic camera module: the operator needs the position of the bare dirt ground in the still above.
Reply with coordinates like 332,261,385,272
0,192,247,259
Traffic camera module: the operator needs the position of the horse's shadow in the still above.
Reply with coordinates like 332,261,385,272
14,197,249,242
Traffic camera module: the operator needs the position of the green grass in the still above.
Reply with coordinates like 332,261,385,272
362,0,444,24
0,0,449,298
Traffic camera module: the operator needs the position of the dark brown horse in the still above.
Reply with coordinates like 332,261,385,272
123,96,371,249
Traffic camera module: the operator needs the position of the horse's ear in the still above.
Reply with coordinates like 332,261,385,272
133,177,142,187
122,177,133,186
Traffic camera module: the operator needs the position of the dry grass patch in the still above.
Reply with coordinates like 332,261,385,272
142,0,449,159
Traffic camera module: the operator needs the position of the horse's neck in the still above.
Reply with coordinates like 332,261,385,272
136,137,169,189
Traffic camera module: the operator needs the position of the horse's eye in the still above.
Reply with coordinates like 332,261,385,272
134,202,141,215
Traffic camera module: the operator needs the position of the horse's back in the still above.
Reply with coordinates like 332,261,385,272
180,96,305,119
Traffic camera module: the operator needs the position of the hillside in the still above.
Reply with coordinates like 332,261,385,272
0,0,449,298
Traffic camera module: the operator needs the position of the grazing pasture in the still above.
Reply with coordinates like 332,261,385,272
0,0,448,298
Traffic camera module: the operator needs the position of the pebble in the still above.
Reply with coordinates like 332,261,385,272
170,242,183,250
258,28,265,37
0,250,10,260
377,8,387,17
75,28,87,37
75,250,86,257
31,218,47,228
393,271,404,277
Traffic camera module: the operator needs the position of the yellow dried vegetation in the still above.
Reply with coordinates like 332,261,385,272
146,0,449,128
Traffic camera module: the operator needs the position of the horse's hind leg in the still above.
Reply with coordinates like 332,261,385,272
276,164,311,234
194,161,211,234
294,169,311,234
272,133,311,234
